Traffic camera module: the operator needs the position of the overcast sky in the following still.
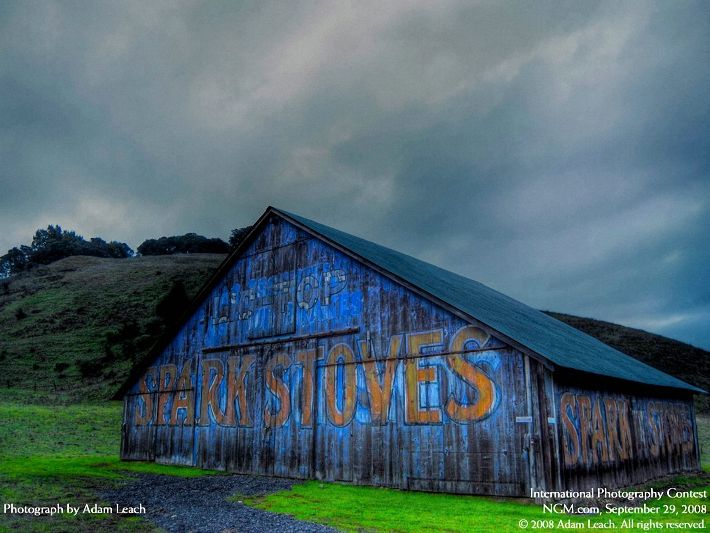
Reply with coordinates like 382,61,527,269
1,1,709,349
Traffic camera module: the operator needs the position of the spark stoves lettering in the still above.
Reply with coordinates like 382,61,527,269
559,392,696,467
133,326,498,427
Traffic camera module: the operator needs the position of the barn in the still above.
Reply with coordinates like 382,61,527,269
119,206,703,496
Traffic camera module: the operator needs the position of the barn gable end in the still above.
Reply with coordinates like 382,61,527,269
120,207,701,495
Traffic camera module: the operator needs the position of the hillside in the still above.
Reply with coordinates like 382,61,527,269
546,311,709,411
0,255,706,410
0,254,226,403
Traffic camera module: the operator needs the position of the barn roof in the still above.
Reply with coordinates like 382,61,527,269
275,207,703,394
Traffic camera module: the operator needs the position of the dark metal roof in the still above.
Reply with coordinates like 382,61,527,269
276,207,704,394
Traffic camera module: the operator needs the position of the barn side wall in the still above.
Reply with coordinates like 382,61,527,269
553,379,699,490
121,216,534,496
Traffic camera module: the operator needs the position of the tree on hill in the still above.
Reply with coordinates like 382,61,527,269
155,280,190,327
0,225,134,278
0,246,32,277
229,226,252,249
137,233,230,256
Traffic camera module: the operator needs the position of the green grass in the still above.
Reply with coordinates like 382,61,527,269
245,479,708,533
242,482,549,532
0,401,212,532
0,402,122,457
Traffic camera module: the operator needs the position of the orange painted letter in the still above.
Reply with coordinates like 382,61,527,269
360,335,401,425
264,352,292,427
560,392,580,466
157,364,177,425
405,330,443,424
170,361,194,426
603,398,620,462
134,367,157,426
444,326,496,422
199,359,228,426
590,398,609,464
325,343,357,426
578,395,593,466
295,348,322,427
228,354,255,427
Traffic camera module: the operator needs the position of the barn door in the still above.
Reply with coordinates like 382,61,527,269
121,362,197,465
258,342,316,479
153,360,198,466
206,344,298,476
121,389,157,461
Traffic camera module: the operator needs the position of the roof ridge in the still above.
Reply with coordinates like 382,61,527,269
274,207,703,394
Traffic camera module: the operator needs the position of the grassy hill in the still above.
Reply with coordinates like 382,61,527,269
0,254,226,403
0,254,706,410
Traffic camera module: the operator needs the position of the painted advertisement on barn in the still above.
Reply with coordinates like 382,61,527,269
556,386,698,489
122,216,532,495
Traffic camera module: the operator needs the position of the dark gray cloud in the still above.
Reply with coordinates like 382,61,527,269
1,0,709,348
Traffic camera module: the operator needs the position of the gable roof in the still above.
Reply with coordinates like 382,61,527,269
115,206,704,398
274,207,703,394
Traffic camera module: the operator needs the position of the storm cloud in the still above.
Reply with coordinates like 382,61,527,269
1,1,709,348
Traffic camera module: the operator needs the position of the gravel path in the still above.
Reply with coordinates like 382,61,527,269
100,473,338,533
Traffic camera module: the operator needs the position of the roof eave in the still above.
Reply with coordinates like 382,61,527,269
272,207,557,372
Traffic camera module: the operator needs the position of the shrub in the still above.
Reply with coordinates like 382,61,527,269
77,359,104,378
156,280,189,326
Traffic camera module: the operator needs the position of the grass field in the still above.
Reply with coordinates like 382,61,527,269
2,401,707,532
0,402,212,532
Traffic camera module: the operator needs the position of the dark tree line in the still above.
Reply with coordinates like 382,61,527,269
0,225,133,278
1,224,253,278
136,226,251,256
137,234,230,256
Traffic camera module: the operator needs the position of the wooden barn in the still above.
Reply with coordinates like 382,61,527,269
119,206,703,496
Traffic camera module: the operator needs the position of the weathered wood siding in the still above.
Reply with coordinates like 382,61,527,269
554,381,699,490
122,216,533,495
121,215,700,495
